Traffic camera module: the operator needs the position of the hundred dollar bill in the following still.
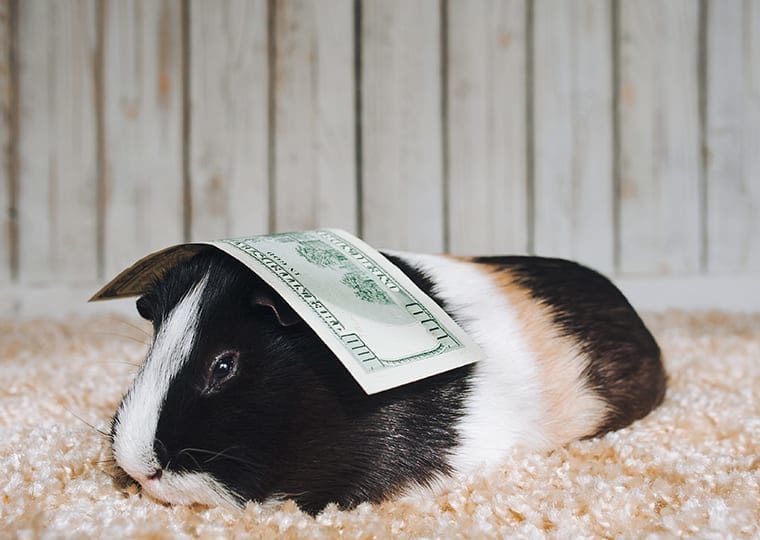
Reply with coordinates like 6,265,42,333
90,229,484,394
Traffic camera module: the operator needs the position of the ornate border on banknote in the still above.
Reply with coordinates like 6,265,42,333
221,230,462,373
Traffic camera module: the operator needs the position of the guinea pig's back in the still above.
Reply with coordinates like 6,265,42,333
386,252,666,473
472,256,666,432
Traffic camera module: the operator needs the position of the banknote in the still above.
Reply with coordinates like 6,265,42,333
91,229,484,394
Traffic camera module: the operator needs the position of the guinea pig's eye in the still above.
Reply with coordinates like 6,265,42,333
206,351,240,393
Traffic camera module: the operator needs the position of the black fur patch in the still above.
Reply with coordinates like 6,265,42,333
470,255,667,435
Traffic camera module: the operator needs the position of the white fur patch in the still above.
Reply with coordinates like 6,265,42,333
387,252,549,473
112,274,209,483
139,469,240,508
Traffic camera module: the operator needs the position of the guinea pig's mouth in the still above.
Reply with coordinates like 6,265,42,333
105,461,174,506
106,454,241,509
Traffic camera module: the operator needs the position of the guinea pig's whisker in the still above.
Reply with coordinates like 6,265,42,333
193,446,242,463
98,360,142,368
178,447,257,469
79,331,150,346
111,319,152,338
179,446,238,464
177,449,205,471
63,406,111,439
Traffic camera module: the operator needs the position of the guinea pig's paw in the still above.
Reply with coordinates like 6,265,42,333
107,463,140,497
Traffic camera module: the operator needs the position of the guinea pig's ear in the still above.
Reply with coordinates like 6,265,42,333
250,291,301,327
136,295,154,321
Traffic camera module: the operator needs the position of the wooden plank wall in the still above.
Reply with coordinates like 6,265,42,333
189,0,269,240
618,0,701,275
274,0,357,233
362,0,444,252
1,0,759,315
17,0,99,286
705,0,760,273
103,0,184,279
447,0,528,256
533,0,614,273
0,0,11,285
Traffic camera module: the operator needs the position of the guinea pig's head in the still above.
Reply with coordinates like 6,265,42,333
110,248,310,507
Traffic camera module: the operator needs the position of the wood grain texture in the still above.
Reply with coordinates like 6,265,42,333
446,0,528,256
17,0,98,285
533,0,614,272
189,0,269,240
273,0,356,233
0,0,11,283
102,0,184,278
361,0,444,252
705,0,760,272
618,0,701,275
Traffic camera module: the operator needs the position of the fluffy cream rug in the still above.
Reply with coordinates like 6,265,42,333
1,312,758,538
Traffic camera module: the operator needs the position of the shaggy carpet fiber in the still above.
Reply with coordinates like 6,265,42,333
1,312,758,538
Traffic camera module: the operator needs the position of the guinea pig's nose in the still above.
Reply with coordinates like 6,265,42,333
153,439,170,469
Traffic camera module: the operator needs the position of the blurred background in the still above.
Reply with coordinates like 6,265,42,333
0,0,758,315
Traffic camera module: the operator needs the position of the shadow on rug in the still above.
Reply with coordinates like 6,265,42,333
1,312,758,537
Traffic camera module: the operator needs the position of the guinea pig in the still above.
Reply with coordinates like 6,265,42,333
109,247,666,515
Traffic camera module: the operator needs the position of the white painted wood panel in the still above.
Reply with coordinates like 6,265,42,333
189,0,269,240
17,0,98,285
533,0,614,272
361,0,444,252
618,0,701,275
102,0,184,278
447,0,528,256
705,0,760,273
0,0,11,283
273,0,357,233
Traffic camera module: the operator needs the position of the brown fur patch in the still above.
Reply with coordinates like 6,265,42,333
482,265,608,446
